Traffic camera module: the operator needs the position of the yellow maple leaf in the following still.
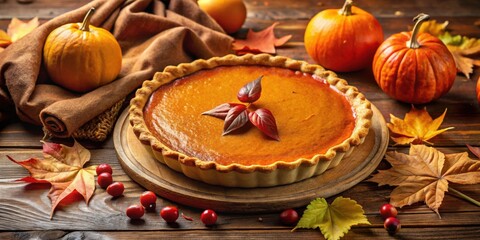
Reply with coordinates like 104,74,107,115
293,197,370,240
388,106,453,145
369,145,480,217
7,17,39,42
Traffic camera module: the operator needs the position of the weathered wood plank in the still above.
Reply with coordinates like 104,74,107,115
1,227,480,240
1,0,479,20
0,148,479,231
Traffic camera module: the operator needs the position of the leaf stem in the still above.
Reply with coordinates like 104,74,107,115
448,187,480,207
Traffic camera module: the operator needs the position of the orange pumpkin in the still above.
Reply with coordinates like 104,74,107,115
43,8,122,93
372,14,456,104
477,77,480,105
304,0,384,72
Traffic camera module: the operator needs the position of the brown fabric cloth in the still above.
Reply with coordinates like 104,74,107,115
0,0,233,137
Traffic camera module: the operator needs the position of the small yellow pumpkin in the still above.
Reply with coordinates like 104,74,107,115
43,8,122,92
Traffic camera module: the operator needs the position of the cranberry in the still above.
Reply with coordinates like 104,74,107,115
140,191,157,209
106,182,124,197
97,172,113,189
96,163,113,175
126,204,145,220
380,203,398,219
384,217,401,234
160,206,179,223
200,209,218,226
279,209,299,226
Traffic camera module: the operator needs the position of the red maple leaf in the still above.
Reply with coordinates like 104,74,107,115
232,22,292,54
8,140,97,219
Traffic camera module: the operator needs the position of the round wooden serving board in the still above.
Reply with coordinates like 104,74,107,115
114,105,388,213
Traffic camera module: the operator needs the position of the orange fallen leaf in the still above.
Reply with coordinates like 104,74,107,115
0,30,12,48
388,106,453,145
8,140,97,219
232,22,292,55
369,145,480,217
7,17,39,42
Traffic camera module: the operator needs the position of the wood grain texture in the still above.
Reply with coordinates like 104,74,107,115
0,0,480,239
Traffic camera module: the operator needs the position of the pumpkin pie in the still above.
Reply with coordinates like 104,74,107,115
129,54,372,187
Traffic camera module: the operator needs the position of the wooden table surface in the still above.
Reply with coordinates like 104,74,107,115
1,0,480,239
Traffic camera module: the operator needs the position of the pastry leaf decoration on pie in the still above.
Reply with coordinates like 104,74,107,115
223,105,249,135
202,76,280,140
237,75,263,103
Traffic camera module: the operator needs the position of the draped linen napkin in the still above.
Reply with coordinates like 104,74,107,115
0,0,233,138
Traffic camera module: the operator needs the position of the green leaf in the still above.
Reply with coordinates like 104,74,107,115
293,197,370,240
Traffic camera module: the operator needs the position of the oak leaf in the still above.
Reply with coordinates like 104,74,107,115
293,197,370,240
8,140,97,219
369,145,480,217
232,22,292,55
388,106,453,145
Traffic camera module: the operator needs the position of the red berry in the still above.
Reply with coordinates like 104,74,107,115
384,217,401,234
126,204,145,220
200,209,218,226
380,203,398,219
106,182,124,197
160,206,179,223
96,163,113,175
145,203,156,212
140,191,157,208
279,209,299,226
97,172,113,189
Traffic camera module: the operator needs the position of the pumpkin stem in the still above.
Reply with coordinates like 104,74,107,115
407,13,430,49
339,0,353,16
80,7,96,32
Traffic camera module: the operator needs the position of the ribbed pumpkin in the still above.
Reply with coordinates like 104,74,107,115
43,8,122,93
304,0,384,72
372,14,456,104
477,78,480,105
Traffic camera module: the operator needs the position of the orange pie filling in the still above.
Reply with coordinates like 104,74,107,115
143,65,355,166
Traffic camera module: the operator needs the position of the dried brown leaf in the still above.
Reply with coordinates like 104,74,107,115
370,145,480,217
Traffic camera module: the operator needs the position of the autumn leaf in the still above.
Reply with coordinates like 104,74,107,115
415,19,480,79
7,17,39,42
413,19,448,36
8,140,97,219
0,17,39,50
293,197,370,240
388,106,453,145
467,144,480,159
369,145,480,217
232,22,292,55
0,30,11,48
223,104,249,135
248,108,280,141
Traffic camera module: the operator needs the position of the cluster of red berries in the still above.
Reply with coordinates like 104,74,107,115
126,190,217,226
96,164,124,197
380,203,401,234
